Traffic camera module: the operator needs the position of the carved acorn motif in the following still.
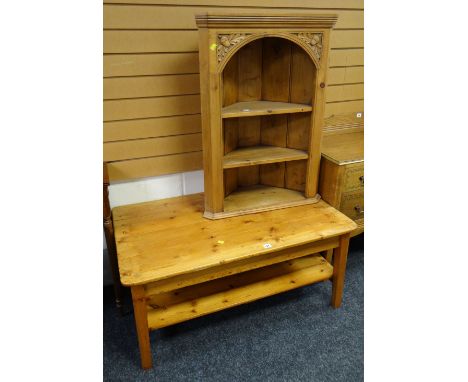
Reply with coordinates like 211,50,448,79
220,35,231,47
295,33,323,61
217,33,248,63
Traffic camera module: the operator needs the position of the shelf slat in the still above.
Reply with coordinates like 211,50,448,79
222,101,312,119
223,146,308,169
146,254,333,329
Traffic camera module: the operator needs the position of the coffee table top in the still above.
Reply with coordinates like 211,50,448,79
113,193,356,285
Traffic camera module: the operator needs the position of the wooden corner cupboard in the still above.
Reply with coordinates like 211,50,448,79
113,193,357,369
195,14,337,219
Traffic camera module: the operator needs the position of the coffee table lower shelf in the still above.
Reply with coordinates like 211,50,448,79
145,253,333,330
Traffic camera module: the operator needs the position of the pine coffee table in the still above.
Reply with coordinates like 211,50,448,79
113,193,357,369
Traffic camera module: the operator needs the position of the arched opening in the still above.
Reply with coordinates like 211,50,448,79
221,37,317,205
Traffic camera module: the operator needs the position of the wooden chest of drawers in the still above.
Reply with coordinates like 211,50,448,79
319,129,364,236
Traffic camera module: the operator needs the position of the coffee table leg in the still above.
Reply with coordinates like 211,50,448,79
331,233,351,308
131,285,153,369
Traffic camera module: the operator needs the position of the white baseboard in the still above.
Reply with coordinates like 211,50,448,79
103,170,204,251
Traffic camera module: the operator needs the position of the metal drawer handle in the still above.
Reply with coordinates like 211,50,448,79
354,205,364,214
359,175,364,186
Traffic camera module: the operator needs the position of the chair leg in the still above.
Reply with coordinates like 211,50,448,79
331,233,351,308
131,286,153,369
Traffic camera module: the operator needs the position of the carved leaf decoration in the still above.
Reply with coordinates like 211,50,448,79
295,33,323,61
217,33,248,63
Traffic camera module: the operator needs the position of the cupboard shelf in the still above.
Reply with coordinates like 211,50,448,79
221,101,312,119
223,146,308,169
223,185,319,215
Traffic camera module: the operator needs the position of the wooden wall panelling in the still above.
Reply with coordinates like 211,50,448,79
329,49,363,67
104,30,199,53
328,66,364,85
103,53,200,77
104,29,362,54
103,51,363,78
107,151,203,181
103,0,364,182
330,30,363,49
103,114,201,142
104,133,202,162
104,6,363,30
104,94,200,121
103,70,362,100
104,0,363,10
104,74,200,100
325,100,364,118
326,83,364,103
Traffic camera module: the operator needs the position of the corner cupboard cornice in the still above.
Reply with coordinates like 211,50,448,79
195,14,338,29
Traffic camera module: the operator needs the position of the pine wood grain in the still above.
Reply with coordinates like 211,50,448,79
131,286,153,369
260,115,288,147
260,162,286,188
321,130,364,164
331,233,350,308
223,185,310,213
237,39,263,101
145,238,339,295
261,38,291,102
146,254,333,329
223,146,308,169
222,101,312,119
113,193,357,285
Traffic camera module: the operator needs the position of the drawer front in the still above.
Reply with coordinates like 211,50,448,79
344,163,364,192
340,191,364,220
